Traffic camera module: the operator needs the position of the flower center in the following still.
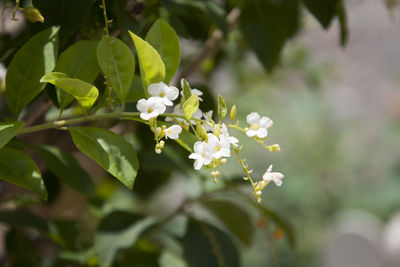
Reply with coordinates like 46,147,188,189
215,145,221,151
159,92,165,97
252,124,259,130
202,153,206,158
147,107,154,113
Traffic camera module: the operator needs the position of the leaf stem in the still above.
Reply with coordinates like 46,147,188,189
12,0,21,21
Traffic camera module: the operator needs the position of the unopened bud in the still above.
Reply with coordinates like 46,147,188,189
220,158,227,165
268,144,281,152
155,148,162,154
24,7,44,23
256,191,262,197
230,105,237,122
155,127,162,139
213,126,221,137
196,123,208,140
211,171,220,178
158,140,165,149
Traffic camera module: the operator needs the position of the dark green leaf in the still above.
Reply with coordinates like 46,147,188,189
0,147,47,200
36,145,94,195
41,73,99,109
97,36,136,103
6,26,59,117
202,199,254,246
0,121,24,150
146,19,180,83
54,40,100,108
183,218,240,267
68,127,139,189
240,0,300,71
129,30,165,94
0,209,48,232
217,95,227,120
95,211,155,267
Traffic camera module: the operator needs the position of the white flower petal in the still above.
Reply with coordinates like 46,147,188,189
255,128,268,138
246,112,260,125
259,116,273,129
165,125,182,139
166,86,179,101
246,129,257,137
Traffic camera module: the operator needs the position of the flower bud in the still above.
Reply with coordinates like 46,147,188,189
220,158,227,165
211,171,220,178
196,123,208,140
158,140,165,149
24,6,44,23
155,127,162,139
155,148,162,154
230,105,237,122
268,144,281,152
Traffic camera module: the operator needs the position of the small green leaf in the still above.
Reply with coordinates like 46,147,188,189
68,127,139,189
95,211,155,267
6,26,59,117
181,78,192,101
0,147,47,200
54,40,100,109
183,94,199,121
97,36,136,103
41,73,99,109
145,19,180,83
36,145,94,196
183,218,240,267
217,95,227,120
128,30,165,94
0,121,24,149
202,199,254,246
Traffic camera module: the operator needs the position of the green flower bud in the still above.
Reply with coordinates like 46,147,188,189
230,105,237,122
196,123,208,140
24,7,44,23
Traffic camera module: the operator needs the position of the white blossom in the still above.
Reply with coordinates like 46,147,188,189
148,82,179,106
262,165,284,186
207,133,231,159
137,97,166,120
180,88,204,101
220,123,239,147
245,112,273,138
188,141,213,170
164,125,182,140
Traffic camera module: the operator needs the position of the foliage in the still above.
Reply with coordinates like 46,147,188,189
0,0,348,266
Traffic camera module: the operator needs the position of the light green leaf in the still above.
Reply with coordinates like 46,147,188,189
183,93,199,121
6,26,59,117
54,40,100,109
181,78,192,101
201,199,254,246
41,73,99,109
68,127,139,189
0,147,47,200
183,218,239,267
217,95,227,120
128,30,165,94
145,19,180,83
97,36,136,103
36,145,94,195
95,211,155,267
0,121,24,149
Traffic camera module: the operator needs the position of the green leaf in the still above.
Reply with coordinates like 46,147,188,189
95,211,155,267
68,127,139,189
41,73,99,109
36,145,94,196
240,0,299,71
0,147,47,200
128,30,165,94
0,121,24,150
145,19,180,83
54,40,100,109
183,218,240,267
201,199,254,246
97,36,136,103
0,209,49,232
6,26,59,117
183,94,199,121
181,78,192,101
217,95,227,120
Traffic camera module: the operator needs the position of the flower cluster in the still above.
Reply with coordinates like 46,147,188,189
136,79,284,202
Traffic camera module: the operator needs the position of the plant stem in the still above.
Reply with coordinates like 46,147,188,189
12,0,21,21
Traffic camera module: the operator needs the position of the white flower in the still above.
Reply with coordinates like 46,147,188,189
246,112,273,138
262,165,284,186
221,123,239,147
180,88,204,101
203,110,213,132
207,133,231,159
148,82,179,106
137,97,166,120
166,105,202,125
189,141,213,170
164,125,182,139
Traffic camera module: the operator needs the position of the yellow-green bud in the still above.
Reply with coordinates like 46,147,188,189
268,144,281,152
211,171,220,178
230,105,237,122
155,127,162,139
155,148,162,154
220,158,227,165
24,7,44,23
158,140,165,149
213,125,221,137
196,123,208,140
